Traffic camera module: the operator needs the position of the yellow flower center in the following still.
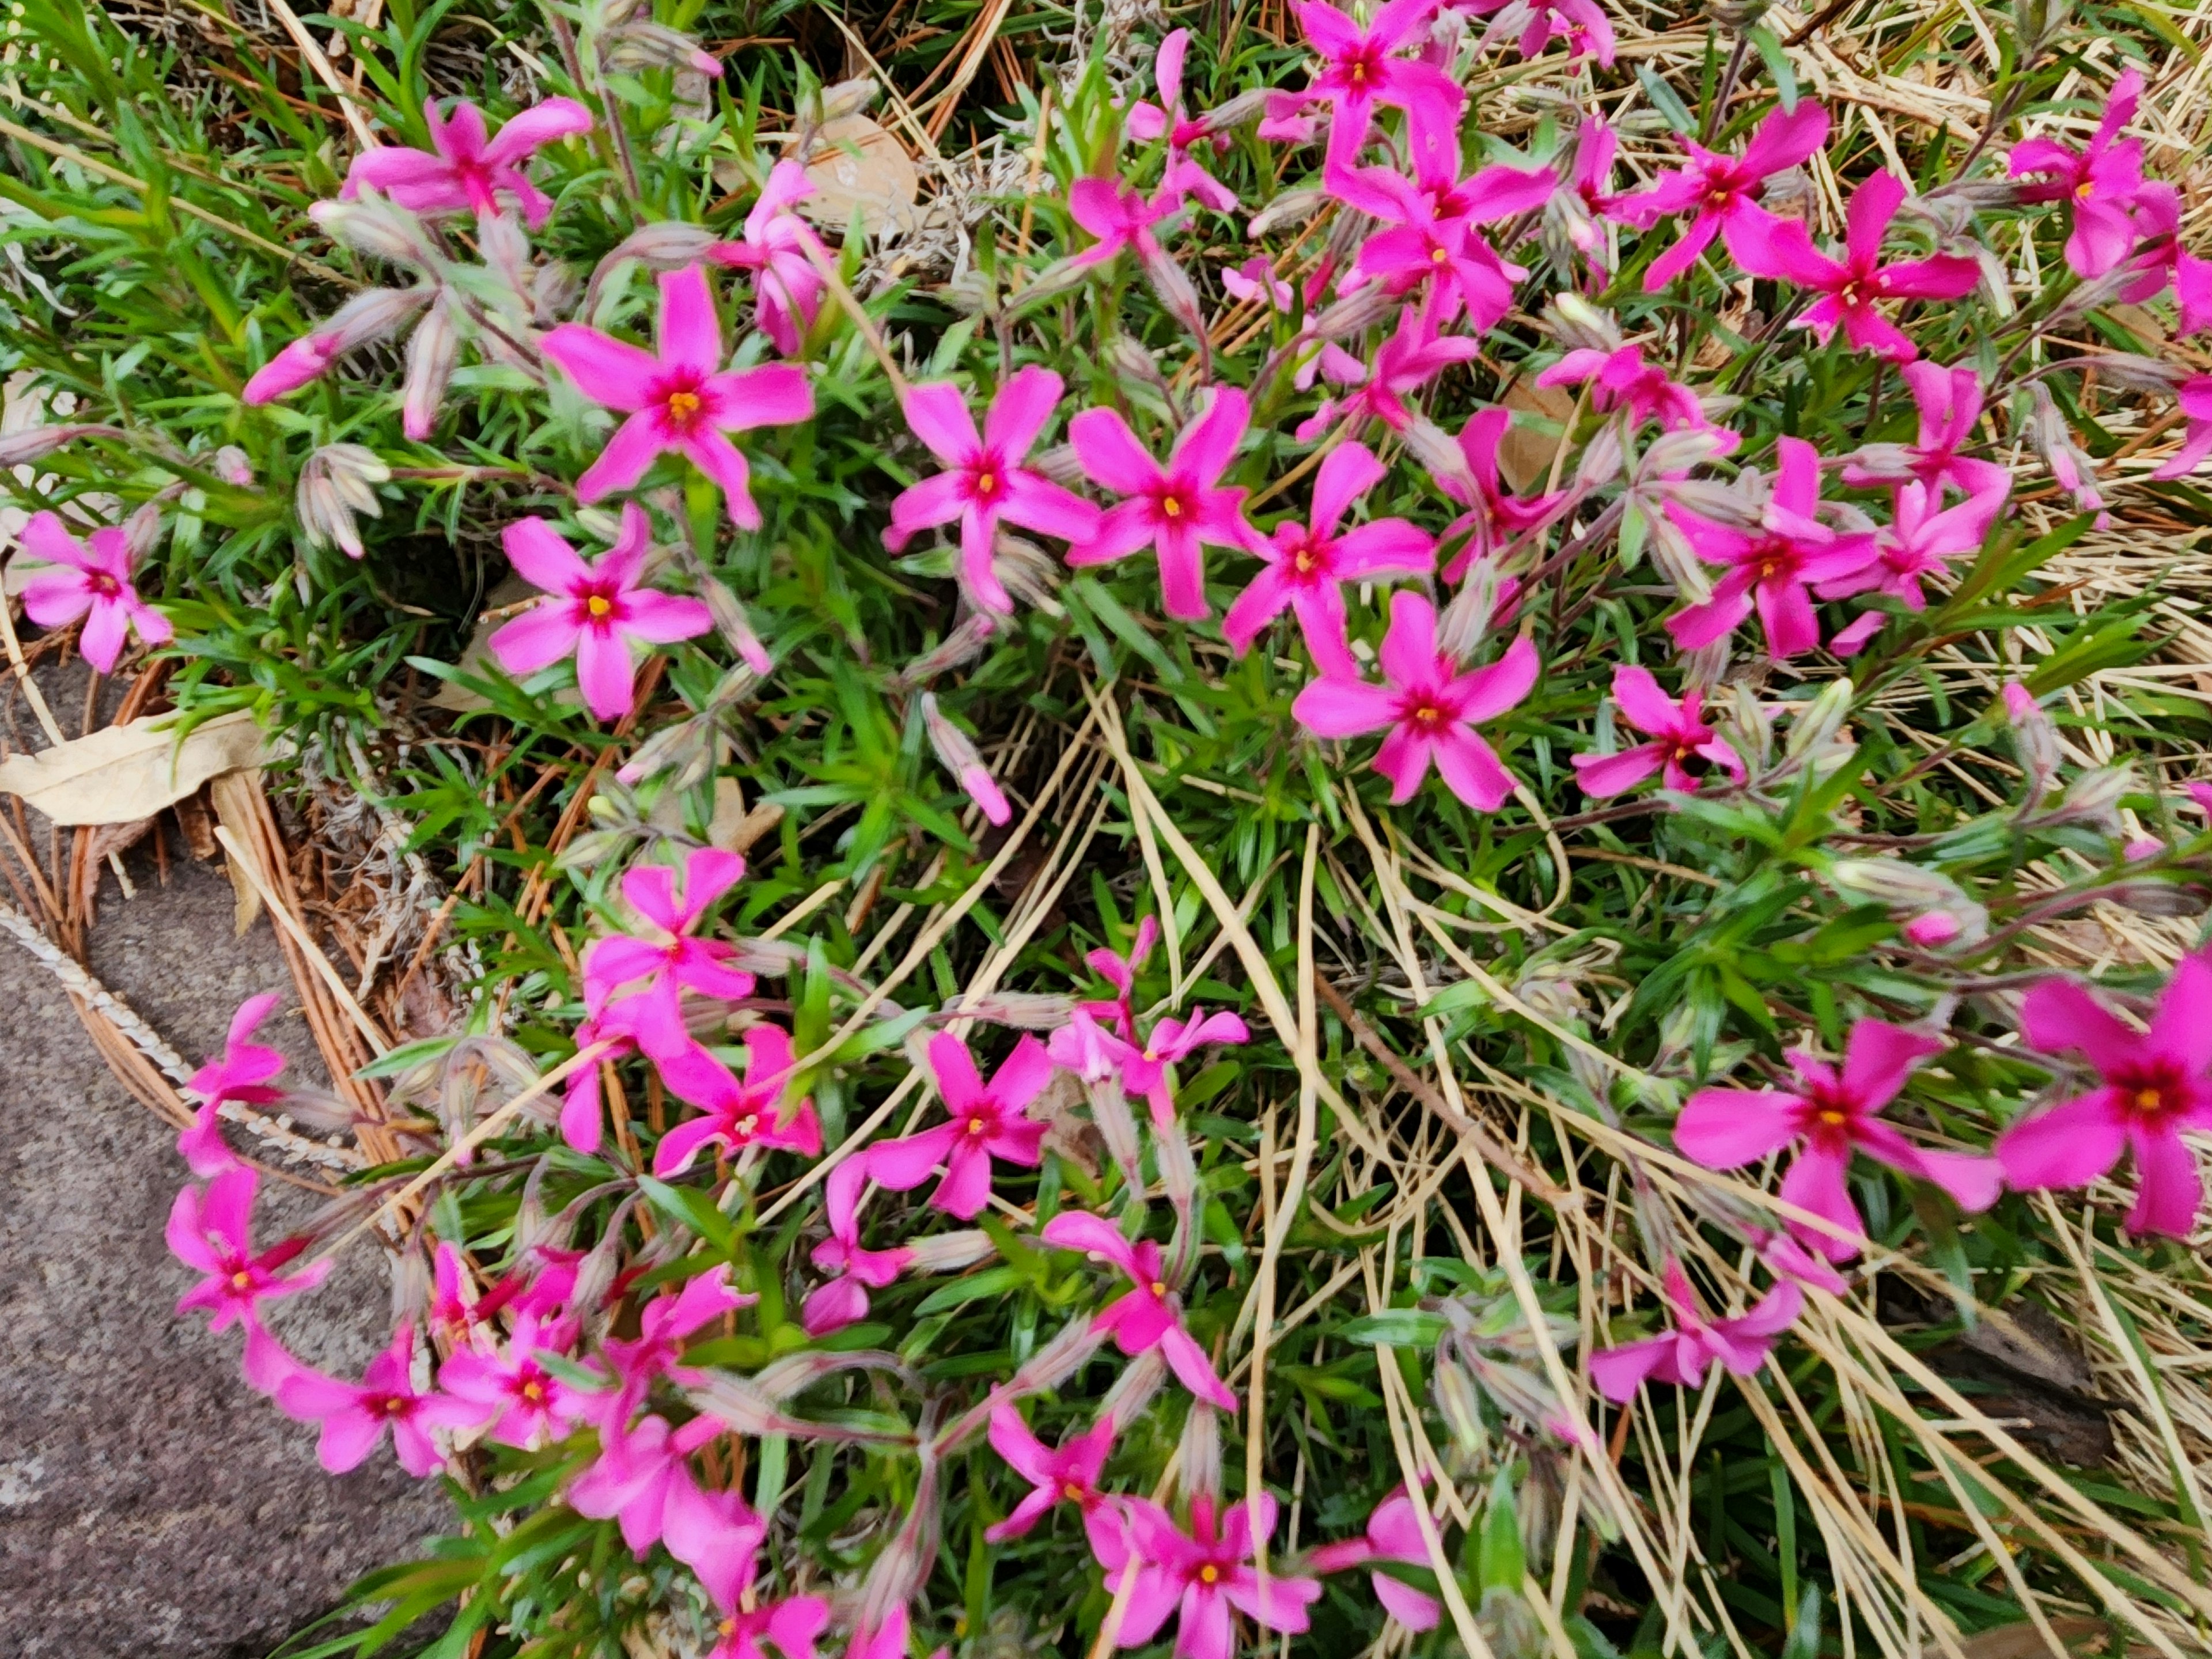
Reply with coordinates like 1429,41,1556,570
1149,1280,1168,1297
1199,1565,1221,1584
1063,1480,1086,1500
1816,1108,1850,1127
1162,497,1183,518
968,1115,989,1136
1430,245,1449,264
586,594,613,619
521,1380,544,1402
2076,179,2096,200
231,1270,252,1290
666,389,703,423
2136,1087,2165,1113
976,470,998,495
1410,702,1447,728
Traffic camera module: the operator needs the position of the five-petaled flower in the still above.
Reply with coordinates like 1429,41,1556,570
1282,0,1464,173
985,1404,1120,1546
866,1033,1052,1219
1588,1261,1804,1400
1126,30,1238,212
1042,1210,1238,1408
1840,361,2008,498
539,264,814,527
435,1310,584,1447
17,510,171,674
802,1157,918,1336
2007,69,2156,279
1537,342,1726,444
1571,665,1745,797
705,160,827,357
177,991,287,1177
168,1166,332,1333
1611,101,1831,290
1107,1494,1323,1659
1069,388,1259,619
1816,478,2007,655
343,96,593,228
1304,1487,1441,1631
581,847,757,1060
654,1024,821,1176
274,1321,449,1477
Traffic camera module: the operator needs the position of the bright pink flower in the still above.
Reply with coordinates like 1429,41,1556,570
1817,479,2007,654
1223,441,1433,675
1126,31,1238,212
866,1033,1052,1219
1572,665,1744,796
1305,1488,1440,1630
1080,916,1160,1043
435,1310,583,1446
1067,389,1258,619
2153,375,2212,481
539,265,814,527
1611,102,1831,290
803,1157,917,1336
17,510,171,673
1068,176,1180,267
705,160,825,356
1588,1262,1804,1400
1460,0,1616,61
488,503,713,722
1113,1494,1322,1658
1664,435,1876,658
1536,343,1721,442
168,1166,331,1332
986,1404,1119,1543
1840,361,2008,498
1995,958,2212,1237
568,1412,765,1609
1292,591,1537,810
241,286,431,407
2008,70,2152,278
1340,308,1482,431
2177,251,2212,337
711,1590,831,1659
881,368,1101,614
1438,407,1565,579
428,1240,504,1350
843,1607,911,1659
584,1266,755,1431
1335,132,1553,331
177,992,286,1177
274,1321,446,1477
1729,173,1979,361
1041,1210,1237,1408
1676,1018,2002,1262
654,1024,820,1176
342,96,592,228
1112,1008,1251,1130
581,847,756,1053
1286,0,1464,173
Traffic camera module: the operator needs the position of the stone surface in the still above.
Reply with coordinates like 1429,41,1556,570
0,838,449,1657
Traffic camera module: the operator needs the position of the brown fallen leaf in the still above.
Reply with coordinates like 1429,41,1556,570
1498,376,1576,494
0,707,274,826
798,115,920,236
209,768,267,935
1926,1614,2149,1657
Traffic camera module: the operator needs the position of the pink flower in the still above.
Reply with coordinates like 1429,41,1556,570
2008,70,2152,278
17,510,171,673
539,264,814,527
1286,0,1464,173
168,1166,331,1332
712,1596,831,1659
653,1024,820,1176
881,368,1101,614
1223,441,1434,675
342,96,592,228
986,1404,1119,1543
1335,134,1553,331
802,1157,916,1336
568,1413,766,1609
1113,1494,1322,1658
866,1033,1052,1219
488,503,713,721
273,1321,446,1477
1995,958,2212,1237
1675,1018,2002,1262
1611,101,1831,291
705,161,826,356
1109,1008,1251,1130
583,1266,755,1431
1729,173,1980,361
1041,1210,1237,1408
2177,249,2212,338
2152,375,2212,481
1340,307,1483,431
1305,1488,1440,1630
1126,31,1238,212
177,992,286,1177
1571,665,1745,797
1067,388,1258,619
1068,176,1181,268
1536,343,1721,442
1438,407,1565,579
435,1310,583,1446
581,847,756,1055
1840,362,2008,498
240,286,431,407
1817,479,2007,654
1080,916,1160,1044
1588,1262,1804,1400
1291,591,1537,810
1664,435,1876,658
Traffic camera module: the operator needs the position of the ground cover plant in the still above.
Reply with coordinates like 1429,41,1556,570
4,0,2212,1653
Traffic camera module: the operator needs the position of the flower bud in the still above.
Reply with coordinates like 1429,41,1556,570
0,423,124,468
2024,382,2105,518
921,692,1011,826
1641,426,1728,479
603,21,722,77
2047,763,2134,835
906,1229,999,1274
211,445,255,487
891,613,999,689
309,196,440,268
1310,279,1397,341
1644,509,1715,606
2084,353,2186,394
1100,1347,1168,1430
1402,416,1478,497
244,286,434,405
1546,291,1620,354
401,301,458,441
586,221,722,311
296,442,391,560
123,501,165,561
1192,87,1271,135
1247,189,1327,238
1176,1400,1222,1506
1437,557,1509,661
1433,1353,1490,1463
988,532,1063,615
1576,421,1624,490
2002,680,2061,797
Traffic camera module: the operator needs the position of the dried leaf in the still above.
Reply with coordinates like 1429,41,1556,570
799,115,920,235
209,769,267,935
1959,1300,2099,1397
1498,377,1575,494
0,708,274,826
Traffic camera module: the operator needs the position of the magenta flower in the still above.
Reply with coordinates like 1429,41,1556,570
2008,70,2152,278
1305,1488,1441,1630
881,368,1101,614
1675,1018,2002,1262
273,1321,446,1478
1588,1262,1804,1400
2152,375,2212,481
653,1024,820,1176
1286,0,1464,173
581,847,757,1056
1439,408,1565,579
1068,176,1180,268
866,1033,1052,1219
1223,441,1434,675
1340,307,1483,431
168,1167,331,1332
435,1310,584,1446
2178,250,2212,337
1111,1009,1251,1130
710,1586,831,1659
342,96,592,228
1571,666,1745,797
1729,173,1980,361
1041,1210,1237,1408
488,503,713,722
1664,435,1876,659
177,991,286,1177
1126,31,1238,212
1067,388,1258,620
1995,958,2212,1237
1840,361,2008,498
705,160,826,357
539,265,814,527
1113,1494,1322,1658
1080,916,1160,1044
1817,479,2007,655
1536,343,1724,444
17,510,171,674
1611,101,1831,290
583,1266,755,1433
986,1404,1119,1544
1337,137,1553,331
803,1157,916,1336
568,1412,765,1609
1292,591,1537,810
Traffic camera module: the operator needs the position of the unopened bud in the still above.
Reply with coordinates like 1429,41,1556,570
603,21,722,77
1402,416,1478,496
211,445,255,487
1248,189,1327,238
296,443,391,560
2084,353,2186,394
1576,421,1624,489
893,613,1000,692
1642,426,1728,479
1644,509,1714,606
1546,291,1620,354
587,221,722,310
0,423,124,468
1433,1355,1490,1462
921,692,1010,826
2047,763,2134,834
906,1229,999,1274
309,196,440,268
1438,559,1508,660
123,502,164,560
2002,680,2061,795
401,302,458,442
1783,677,1855,760
1192,86,1271,135
1177,1400,1222,1506
1109,335,1166,391
1310,279,1397,341
989,532,1063,615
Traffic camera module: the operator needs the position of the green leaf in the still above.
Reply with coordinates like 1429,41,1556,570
1748,24,1798,109
1340,1309,1448,1347
1478,1470,1525,1592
